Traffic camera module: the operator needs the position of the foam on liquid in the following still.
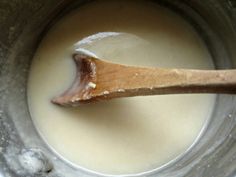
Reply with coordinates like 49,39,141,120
28,1,216,175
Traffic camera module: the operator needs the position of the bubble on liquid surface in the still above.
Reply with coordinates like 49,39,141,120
18,148,53,174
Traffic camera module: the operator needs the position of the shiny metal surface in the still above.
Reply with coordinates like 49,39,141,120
0,0,236,176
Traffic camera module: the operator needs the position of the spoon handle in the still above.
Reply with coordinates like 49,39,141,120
116,67,236,96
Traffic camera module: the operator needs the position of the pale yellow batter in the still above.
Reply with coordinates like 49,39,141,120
28,1,216,175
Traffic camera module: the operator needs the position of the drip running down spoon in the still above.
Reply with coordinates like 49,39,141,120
51,52,236,106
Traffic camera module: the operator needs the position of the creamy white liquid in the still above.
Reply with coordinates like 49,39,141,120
28,1,216,175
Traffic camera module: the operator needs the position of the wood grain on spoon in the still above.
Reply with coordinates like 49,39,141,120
51,53,236,106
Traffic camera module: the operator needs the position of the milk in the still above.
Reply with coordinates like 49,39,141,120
28,1,216,175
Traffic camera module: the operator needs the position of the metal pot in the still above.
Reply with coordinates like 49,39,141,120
0,0,236,177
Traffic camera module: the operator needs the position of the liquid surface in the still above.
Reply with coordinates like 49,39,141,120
28,1,216,175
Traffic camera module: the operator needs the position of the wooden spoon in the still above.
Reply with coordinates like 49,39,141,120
51,52,236,106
